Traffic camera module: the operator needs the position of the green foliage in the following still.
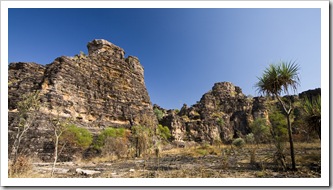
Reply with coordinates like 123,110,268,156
269,110,288,141
17,91,40,120
217,117,225,127
245,133,255,144
61,124,93,149
174,109,180,114
153,108,164,121
255,61,300,96
268,109,288,161
303,95,321,139
196,149,208,156
232,138,245,148
255,62,300,170
157,124,171,141
94,127,127,149
250,118,270,144
131,125,153,157
11,91,41,164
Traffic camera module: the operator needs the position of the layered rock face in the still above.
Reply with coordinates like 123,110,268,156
8,39,157,160
159,82,269,144
161,82,252,143
8,39,321,159
157,82,321,144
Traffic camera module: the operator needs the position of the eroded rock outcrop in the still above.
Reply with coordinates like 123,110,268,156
155,82,256,144
156,82,321,144
8,39,157,161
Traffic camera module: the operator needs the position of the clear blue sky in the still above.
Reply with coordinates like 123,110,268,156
9,8,321,109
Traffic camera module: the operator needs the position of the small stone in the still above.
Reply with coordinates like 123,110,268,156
76,168,101,175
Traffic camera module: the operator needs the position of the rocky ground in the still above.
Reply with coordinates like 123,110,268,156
26,142,320,178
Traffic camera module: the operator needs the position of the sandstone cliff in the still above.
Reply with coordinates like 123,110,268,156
8,39,321,160
156,82,320,144
158,82,260,143
8,39,157,160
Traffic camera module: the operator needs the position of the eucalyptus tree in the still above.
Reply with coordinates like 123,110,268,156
255,61,300,171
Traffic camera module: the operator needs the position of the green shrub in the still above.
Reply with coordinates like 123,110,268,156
232,138,245,148
250,118,270,144
154,108,164,121
94,127,127,149
94,127,130,158
269,111,288,141
245,133,255,144
131,125,153,157
157,124,171,141
268,109,288,168
61,124,93,149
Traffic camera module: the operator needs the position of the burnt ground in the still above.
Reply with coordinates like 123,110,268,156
30,142,320,178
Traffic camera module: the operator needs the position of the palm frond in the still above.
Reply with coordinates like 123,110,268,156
255,61,300,96
278,61,300,94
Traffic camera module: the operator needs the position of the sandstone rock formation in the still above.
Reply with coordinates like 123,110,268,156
8,39,157,161
8,39,321,160
158,82,256,144
156,82,320,144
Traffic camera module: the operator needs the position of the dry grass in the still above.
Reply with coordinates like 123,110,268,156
82,154,119,164
9,141,321,178
8,155,48,178
161,143,227,157
8,155,33,178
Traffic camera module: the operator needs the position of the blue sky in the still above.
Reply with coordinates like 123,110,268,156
9,8,321,109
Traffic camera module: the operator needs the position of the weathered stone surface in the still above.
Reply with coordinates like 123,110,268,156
157,82,321,144
8,39,321,160
157,82,254,144
8,39,157,161
8,62,46,109
193,82,253,143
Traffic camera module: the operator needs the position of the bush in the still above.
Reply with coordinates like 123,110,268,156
9,155,32,177
250,118,270,144
157,124,171,141
102,136,129,158
94,127,128,149
61,124,93,149
245,133,255,144
268,109,288,170
94,127,130,158
153,108,164,121
269,110,288,142
131,125,153,157
232,138,245,148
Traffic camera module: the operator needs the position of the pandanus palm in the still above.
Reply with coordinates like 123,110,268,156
255,61,300,171
303,95,321,139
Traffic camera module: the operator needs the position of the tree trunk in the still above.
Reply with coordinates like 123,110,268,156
51,135,59,177
287,114,296,171
275,95,297,171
